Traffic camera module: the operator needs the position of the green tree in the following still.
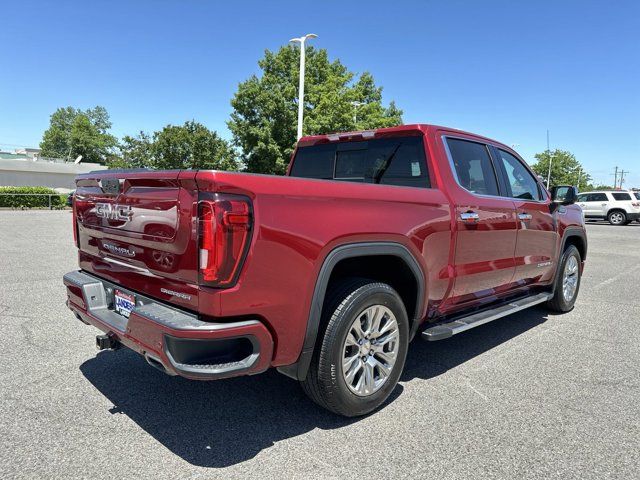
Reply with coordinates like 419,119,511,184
228,46,403,175
40,106,117,163
532,149,592,189
115,121,238,171
117,131,154,168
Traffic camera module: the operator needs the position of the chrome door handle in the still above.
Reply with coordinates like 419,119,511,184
518,213,533,221
460,212,480,224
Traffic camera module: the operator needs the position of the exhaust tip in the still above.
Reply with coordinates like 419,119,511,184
96,333,119,351
145,354,176,376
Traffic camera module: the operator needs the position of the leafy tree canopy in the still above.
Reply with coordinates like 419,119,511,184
40,106,117,164
587,184,614,191
532,149,592,190
228,46,403,175
113,120,237,171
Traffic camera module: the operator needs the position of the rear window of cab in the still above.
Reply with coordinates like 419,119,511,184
290,136,430,189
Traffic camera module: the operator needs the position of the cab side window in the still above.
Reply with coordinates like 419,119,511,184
446,138,499,196
496,150,541,201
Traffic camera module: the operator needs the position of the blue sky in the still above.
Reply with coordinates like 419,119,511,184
1,0,638,186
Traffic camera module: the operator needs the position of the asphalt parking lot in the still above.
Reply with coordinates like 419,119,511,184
0,211,638,479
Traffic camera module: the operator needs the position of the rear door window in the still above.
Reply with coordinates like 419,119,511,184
290,136,430,188
445,138,499,196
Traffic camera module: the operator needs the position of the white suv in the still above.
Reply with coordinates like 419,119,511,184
577,190,640,225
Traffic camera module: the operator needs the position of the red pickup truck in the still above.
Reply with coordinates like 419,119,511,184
64,124,586,416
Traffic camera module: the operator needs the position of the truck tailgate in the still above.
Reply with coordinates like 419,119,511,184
74,169,200,311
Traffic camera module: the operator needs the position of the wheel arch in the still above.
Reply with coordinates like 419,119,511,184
562,227,587,261
278,242,425,381
551,227,587,296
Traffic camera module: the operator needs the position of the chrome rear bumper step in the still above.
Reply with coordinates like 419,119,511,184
422,292,552,341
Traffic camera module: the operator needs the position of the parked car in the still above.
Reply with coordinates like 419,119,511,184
576,190,640,225
66,190,75,207
63,124,587,416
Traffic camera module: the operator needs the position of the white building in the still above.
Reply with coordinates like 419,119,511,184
0,151,107,191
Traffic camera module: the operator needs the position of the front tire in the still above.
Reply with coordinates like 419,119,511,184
547,245,581,312
301,278,409,417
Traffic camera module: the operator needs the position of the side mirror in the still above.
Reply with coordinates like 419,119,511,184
550,185,578,205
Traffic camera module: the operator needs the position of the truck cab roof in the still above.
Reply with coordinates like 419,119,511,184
297,124,515,153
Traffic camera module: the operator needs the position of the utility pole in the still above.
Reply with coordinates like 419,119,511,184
576,169,582,190
546,130,552,188
612,166,619,188
619,170,628,189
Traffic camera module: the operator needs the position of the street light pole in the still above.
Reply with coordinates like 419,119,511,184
290,33,317,140
576,169,581,190
351,101,365,127
546,129,552,189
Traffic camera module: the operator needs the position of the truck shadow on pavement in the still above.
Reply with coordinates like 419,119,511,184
80,307,549,468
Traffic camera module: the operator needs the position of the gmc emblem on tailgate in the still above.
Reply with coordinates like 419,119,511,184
95,203,133,221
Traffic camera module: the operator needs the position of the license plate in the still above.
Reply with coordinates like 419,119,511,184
114,289,135,318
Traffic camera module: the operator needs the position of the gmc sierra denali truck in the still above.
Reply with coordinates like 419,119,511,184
63,124,587,416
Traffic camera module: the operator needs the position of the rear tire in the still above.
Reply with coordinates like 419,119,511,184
300,278,409,417
547,245,581,312
607,210,626,225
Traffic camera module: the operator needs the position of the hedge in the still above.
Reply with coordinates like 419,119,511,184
0,186,67,209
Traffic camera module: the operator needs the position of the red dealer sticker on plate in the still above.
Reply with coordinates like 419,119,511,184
114,290,135,318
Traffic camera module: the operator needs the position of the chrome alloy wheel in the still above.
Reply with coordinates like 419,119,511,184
609,212,624,224
562,255,579,302
341,305,399,397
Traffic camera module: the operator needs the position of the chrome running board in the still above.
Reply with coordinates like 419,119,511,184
422,292,552,341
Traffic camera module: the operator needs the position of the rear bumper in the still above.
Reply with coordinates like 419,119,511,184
63,270,273,380
627,212,640,221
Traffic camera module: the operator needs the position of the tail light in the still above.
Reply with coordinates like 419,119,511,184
72,199,79,247
198,194,252,287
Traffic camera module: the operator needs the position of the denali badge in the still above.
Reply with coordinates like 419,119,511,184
95,203,133,221
103,242,136,257
160,288,192,300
